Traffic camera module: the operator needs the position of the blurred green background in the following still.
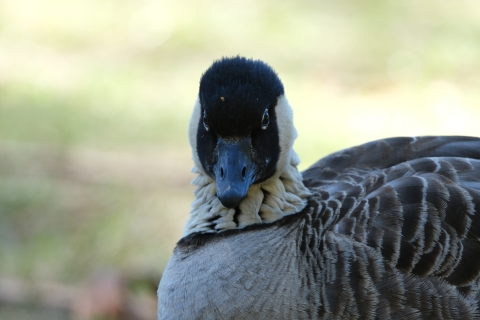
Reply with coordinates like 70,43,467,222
1,0,480,319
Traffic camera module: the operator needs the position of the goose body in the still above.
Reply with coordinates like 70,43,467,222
158,57,480,319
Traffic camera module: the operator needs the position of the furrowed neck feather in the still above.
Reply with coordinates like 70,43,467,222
184,96,311,236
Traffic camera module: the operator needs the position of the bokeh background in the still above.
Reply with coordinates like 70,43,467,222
1,0,480,319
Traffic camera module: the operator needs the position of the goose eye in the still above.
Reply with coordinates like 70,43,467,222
261,109,270,130
203,112,209,131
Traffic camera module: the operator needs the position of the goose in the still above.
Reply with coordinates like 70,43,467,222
157,56,480,319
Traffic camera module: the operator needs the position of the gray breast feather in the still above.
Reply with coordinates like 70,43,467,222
159,136,480,319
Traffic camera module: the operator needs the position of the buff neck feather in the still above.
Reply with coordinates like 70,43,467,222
183,148,311,236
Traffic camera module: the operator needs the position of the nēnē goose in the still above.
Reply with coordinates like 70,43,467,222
158,56,480,319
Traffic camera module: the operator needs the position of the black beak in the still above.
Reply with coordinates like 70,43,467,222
214,137,257,208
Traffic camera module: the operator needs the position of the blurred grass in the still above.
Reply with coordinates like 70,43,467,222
1,0,480,318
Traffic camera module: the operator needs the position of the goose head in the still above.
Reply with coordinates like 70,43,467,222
186,57,310,235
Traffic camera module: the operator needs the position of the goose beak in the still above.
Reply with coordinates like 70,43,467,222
215,137,257,208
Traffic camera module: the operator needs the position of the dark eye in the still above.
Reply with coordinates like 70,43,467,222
203,112,209,131
261,109,269,130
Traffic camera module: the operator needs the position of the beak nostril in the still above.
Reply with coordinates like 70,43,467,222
241,167,246,180
220,167,224,179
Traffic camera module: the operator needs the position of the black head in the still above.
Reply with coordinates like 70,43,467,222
199,56,284,136
195,57,285,208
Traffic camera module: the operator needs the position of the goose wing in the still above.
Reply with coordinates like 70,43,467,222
303,136,480,289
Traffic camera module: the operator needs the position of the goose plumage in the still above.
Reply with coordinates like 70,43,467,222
158,57,480,319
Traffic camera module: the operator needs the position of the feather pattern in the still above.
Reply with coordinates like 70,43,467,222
159,136,480,319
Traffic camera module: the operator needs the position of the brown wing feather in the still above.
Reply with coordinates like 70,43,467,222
303,136,480,309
